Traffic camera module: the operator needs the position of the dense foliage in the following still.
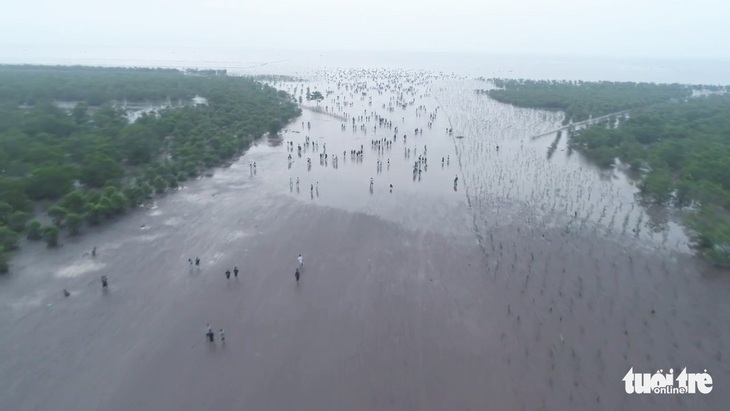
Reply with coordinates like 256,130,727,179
483,79,725,124
569,94,730,265
0,65,300,272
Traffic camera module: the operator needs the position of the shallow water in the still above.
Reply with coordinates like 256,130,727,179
1,57,729,410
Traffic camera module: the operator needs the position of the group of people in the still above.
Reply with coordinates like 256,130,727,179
281,70,465,198
206,324,225,343
224,266,239,279
205,254,303,343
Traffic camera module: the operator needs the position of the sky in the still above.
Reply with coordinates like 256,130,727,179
1,0,727,59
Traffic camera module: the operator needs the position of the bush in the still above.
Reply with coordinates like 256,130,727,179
66,213,83,236
8,211,30,233
42,225,60,247
26,220,42,240
153,176,167,194
167,176,178,189
0,226,19,251
60,190,87,214
85,204,103,225
47,205,68,226
110,192,128,214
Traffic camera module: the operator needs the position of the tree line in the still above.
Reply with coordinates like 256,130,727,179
0,65,301,273
481,78,726,125
569,94,730,266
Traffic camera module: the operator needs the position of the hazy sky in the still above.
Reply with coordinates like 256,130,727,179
2,0,727,59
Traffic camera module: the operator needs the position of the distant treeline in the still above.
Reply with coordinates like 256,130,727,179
0,65,301,273
0,65,229,105
482,78,727,124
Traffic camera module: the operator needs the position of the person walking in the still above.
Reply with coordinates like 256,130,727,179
298,254,303,269
219,329,226,343
233,266,239,278
225,270,231,279
195,257,200,266
295,267,300,282
206,324,215,342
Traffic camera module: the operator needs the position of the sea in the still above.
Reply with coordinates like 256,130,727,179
1,45,730,85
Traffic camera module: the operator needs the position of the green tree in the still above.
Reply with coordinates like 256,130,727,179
26,220,42,240
123,185,144,207
139,182,153,199
98,196,114,218
109,192,128,214
268,119,283,135
80,154,123,188
167,175,178,189
60,190,88,214
8,210,30,232
26,166,75,200
117,124,158,165
65,213,83,236
42,225,60,247
0,226,19,251
47,205,68,226
0,178,30,211
153,176,167,194
85,204,103,225
309,91,324,105
639,168,674,205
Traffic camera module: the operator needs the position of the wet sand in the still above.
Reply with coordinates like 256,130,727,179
1,69,729,411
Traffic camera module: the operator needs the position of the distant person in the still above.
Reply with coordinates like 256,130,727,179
298,254,304,268
295,267,300,282
101,275,108,289
233,266,239,278
206,324,215,342
225,270,231,279
195,257,200,266
219,329,226,343
91,247,96,257
188,258,193,265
